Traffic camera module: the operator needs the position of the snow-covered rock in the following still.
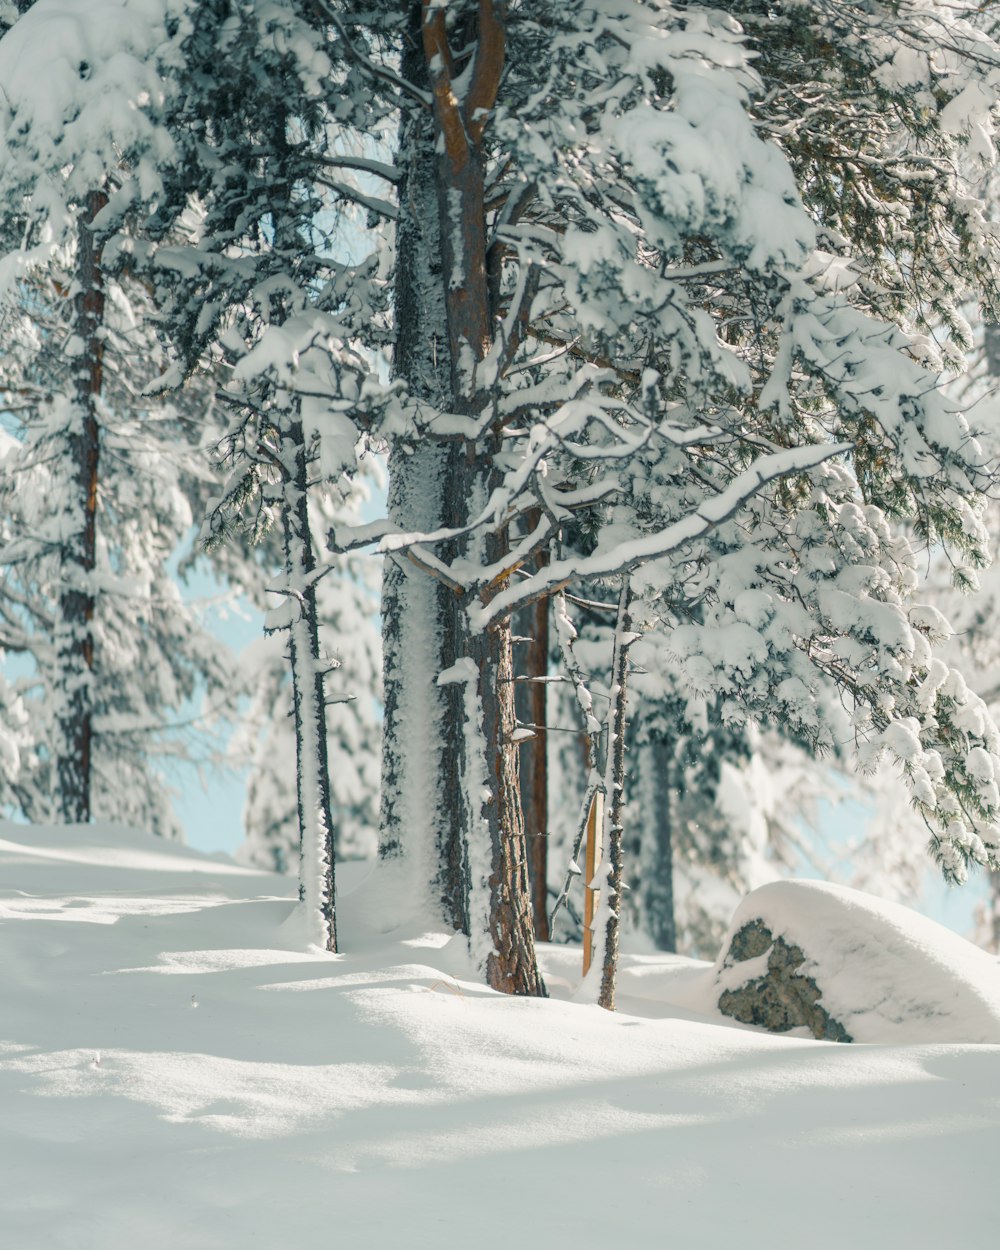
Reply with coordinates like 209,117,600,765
714,880,1000,1044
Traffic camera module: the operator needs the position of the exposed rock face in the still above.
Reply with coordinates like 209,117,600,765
717,919,852,1043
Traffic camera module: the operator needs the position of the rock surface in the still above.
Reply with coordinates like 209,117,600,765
717,918,852,1042
711,880,1000,1045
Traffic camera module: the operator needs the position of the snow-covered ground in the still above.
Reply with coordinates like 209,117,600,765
2,822,999,1249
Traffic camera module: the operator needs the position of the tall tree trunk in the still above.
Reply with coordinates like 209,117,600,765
515,533,550,942
380,4,468,931
282,417,337,952
643,735,677,954
422,0,543,993
597,581,633,1011
55,188,107,823
455,442,543,994
264,104,338,949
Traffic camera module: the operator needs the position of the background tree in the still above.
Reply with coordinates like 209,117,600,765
0,214,233,834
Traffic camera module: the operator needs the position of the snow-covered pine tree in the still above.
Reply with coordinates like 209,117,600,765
404,0,1000,998
8,0,1000,1001
228,485,383,877
0,214,232,833
0,0,248,836
132,1,405,950
296,0,1000,993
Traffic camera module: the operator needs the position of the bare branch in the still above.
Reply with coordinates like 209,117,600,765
465,0,506,142
314,0,432,107
316,154,401,183
422,0,466,165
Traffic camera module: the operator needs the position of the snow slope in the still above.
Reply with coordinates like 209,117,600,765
1,822,999,1250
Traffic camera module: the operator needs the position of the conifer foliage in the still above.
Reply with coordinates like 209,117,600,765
1,1,1000,996
0,3,231,830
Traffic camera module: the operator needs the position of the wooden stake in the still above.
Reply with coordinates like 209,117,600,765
582,790,604,977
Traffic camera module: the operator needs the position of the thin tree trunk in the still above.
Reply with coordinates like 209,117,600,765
56,188,107,823
282,418,337,952
597,580,633,1011
515,530,550,942
259,102,338,950
645,735,677,953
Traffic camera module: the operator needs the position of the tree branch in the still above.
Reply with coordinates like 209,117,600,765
465,0,505,142
422,0,467,166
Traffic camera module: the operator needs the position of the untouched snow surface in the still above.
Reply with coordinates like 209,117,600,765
1,822,999,1250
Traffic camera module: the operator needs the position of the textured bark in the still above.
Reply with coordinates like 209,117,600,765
472,605,544,995
515,537,550,942
420,0,543,993
380,5,468,930
283,419,337,952
598,582,633,1012
55,189,107,824
644,735,677,953
265,104,337,950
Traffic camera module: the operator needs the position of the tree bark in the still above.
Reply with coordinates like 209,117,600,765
598,581,633,1011
644,735,677,954
470,598,544,995
421,0,543,993
283,417,337,952
515,550,550,942
380,3,469,931
55,188,107,824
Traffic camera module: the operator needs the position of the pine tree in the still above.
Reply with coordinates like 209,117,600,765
6,1,1000,1002
0,241,232,834
230,486,383,875
0,0,238,833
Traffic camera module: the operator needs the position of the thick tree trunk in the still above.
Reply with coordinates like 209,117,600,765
380,445,469,931
465,603,543,994
55,189,107,824
380,5,468,931
283,419,337,952
419,0,543,993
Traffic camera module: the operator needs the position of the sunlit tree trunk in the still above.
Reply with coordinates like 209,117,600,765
380,5,469,931
421,0,543,993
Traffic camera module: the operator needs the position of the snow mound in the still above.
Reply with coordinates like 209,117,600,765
2,825,1000,1249
714,880,1000,1044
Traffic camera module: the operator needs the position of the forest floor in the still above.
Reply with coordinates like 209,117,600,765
1,822,997,1249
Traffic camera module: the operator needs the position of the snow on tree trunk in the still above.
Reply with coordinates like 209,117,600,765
282,419,337,953
380,12,468,931
593,581,634,1012
514,534,551,942
421,0,542,994
380,443,469,931
55,189,107,824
